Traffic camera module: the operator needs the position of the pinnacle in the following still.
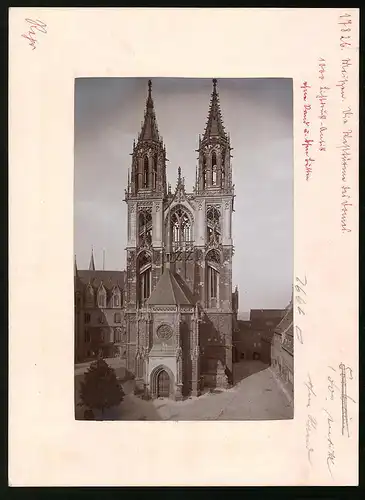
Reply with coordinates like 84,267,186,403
202,79,227,142
138,79,161,142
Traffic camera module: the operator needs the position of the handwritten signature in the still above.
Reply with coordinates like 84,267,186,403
323,408,336,476
21,18,47,50
339,363,356,437
305,373,316,408
305,414,317,464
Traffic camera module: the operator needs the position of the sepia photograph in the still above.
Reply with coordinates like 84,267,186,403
74,77,293,421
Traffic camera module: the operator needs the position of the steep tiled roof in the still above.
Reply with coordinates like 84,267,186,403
274,302,293,336
250,309,286,321
147,268,192,306
76,270,126,291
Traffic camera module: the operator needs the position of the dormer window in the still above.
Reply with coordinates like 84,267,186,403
85,285,94,308
97,286,106,308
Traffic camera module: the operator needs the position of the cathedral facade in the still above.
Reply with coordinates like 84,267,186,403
75,79,238,400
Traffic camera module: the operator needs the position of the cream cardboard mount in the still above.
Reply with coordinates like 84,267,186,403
9,8,359,486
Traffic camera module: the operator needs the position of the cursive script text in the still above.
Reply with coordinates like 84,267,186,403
301,82,315,180
21,18,47,50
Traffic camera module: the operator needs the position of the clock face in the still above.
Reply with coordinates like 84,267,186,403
156,324,173,340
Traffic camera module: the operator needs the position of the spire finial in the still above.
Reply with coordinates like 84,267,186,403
148,79,152,97
89,246,96,271
201,78,227,141
178,166,181,181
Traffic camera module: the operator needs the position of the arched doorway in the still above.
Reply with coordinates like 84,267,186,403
157,370,170,398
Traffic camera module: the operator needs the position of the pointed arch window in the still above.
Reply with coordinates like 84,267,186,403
152,153,158,189
202,156,207,189
137,251,152,306
212,151,217,186
170,205,193,246
139,209,152,246
143,156,149,188
206,206,221,244
98,287,106,308
221,148,226,186
206,249,221,302
209,267,218,298
113,289,121,308
85,285,94,308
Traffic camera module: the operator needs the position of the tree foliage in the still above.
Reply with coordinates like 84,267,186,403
79,358,124,414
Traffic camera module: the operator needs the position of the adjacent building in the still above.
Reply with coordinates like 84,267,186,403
271,300,294,400
74,254,126,362
233,309,285,363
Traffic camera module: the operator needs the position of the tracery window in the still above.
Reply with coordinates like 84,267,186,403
139,209,152,246
206,249,220,302
137,251,152,306
206,206,221,244
221,148,226,185
170,206,192,245
152,153,158,189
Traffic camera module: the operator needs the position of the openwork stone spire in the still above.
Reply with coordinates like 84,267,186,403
202,79,228,142
139,80,161,142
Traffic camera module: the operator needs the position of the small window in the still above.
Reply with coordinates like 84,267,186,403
98,293,106,308
114,312,121,323
113,294,120,308
84,313,91,324
84,329,90,343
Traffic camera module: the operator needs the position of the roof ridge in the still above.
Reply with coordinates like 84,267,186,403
166,269,177,303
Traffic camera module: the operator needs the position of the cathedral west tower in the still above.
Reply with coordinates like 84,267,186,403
123,79,236,399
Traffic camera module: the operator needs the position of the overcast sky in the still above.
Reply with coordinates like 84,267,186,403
74,77,293,313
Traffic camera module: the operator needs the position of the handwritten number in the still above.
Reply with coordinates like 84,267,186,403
295,284,307,295
297,306,305,316
296,275,307,287
295,325,303,344
296,295,306,305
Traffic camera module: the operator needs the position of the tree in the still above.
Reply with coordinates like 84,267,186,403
79,358,124,418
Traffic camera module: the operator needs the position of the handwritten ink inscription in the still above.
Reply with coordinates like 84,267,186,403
322,363,356,478
21,18,47,50
301,82,315,181
305,414,317,465
316,58,330,153
323,408,336,476
337,12,354,234
294,275,307,344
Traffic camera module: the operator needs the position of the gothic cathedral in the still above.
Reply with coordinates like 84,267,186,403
124,79,237,399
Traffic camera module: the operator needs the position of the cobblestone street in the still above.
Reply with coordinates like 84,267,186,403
152,361,293,421
88,360,293,421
